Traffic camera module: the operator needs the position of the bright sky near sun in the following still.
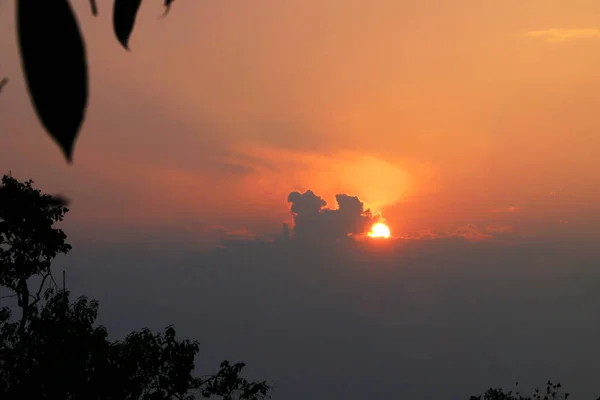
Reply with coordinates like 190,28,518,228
1,0,600,243
368,223,391,239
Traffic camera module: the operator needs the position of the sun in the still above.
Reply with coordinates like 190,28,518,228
368,223,391,239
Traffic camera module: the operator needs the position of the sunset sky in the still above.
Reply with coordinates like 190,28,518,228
1,0,600,399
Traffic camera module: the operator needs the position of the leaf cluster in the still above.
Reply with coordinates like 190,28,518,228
0,175,271,400
0,289,270,400
468,381,593,400
13,0,175,163
0,174,71,291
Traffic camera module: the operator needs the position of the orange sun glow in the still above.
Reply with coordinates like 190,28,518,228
368,223,391,239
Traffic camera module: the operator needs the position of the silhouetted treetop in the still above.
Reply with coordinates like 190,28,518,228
469,381,578,400
0,174,272,400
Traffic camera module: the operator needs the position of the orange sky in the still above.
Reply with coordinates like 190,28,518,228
1,0,600,244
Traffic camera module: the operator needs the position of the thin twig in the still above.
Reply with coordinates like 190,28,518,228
29,271,51,308
0,293,18,300
49,271,59,290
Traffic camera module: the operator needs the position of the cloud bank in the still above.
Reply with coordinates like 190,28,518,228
526,28,600,43
283,190,380,242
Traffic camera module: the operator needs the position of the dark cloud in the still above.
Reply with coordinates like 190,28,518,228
454,224,491,241
211,161,254,176
484,224,520,239
209,151,281,176
399,224,519,243
489,206,520,213
285,190,379,242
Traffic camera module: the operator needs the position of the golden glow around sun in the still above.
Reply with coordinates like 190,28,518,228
368,223,391,239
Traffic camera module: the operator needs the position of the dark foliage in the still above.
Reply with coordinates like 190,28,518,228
16,0,88,163
469,380,600,400
0,174,271,400
10,0,176,163
0,289,271,400
113,0,143,50
469,381,570,400
0,174,71,337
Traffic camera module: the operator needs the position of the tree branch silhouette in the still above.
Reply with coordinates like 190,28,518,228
0,174,272,400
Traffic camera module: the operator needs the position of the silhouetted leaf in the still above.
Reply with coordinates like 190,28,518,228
90,0,98,16
16,0,88,164
160,0,175,17
0,77,7,93
113,0,143,50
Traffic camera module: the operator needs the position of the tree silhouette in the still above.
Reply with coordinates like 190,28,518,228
0,174,272,400
0,175,72,337
468,381,571,400
9,0,175,163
